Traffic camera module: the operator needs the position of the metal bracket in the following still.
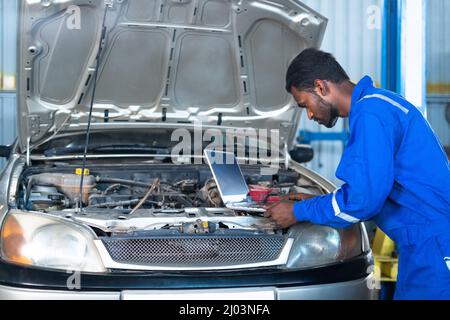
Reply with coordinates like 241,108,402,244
28,115,41,137
104,0,114,8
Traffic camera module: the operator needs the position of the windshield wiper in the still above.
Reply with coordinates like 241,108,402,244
44,144,170,156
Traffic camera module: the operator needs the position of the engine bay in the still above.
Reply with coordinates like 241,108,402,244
13,163,324,235
18,164,319,211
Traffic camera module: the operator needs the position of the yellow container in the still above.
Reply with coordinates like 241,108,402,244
372,230,395,257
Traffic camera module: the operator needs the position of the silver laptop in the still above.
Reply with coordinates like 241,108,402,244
204,149,266,213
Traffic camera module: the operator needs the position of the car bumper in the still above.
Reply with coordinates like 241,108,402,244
0,274,376,300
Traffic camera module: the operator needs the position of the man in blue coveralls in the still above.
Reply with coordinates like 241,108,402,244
266,48,450,300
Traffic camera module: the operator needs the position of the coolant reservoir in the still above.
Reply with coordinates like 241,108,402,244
28,173,96,204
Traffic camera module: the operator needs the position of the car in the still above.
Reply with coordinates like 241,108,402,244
0,0,375,300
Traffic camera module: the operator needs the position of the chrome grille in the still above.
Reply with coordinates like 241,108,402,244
101,235,286,268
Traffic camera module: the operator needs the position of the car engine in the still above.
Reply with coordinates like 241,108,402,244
13,163,323,236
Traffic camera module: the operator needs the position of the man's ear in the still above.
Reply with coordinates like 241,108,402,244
314,80,329,97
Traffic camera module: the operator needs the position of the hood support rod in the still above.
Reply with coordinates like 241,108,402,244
78,4,110,212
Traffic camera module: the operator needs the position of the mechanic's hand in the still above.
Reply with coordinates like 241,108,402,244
264,200,296,229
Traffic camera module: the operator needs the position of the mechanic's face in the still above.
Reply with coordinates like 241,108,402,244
290,87,340,128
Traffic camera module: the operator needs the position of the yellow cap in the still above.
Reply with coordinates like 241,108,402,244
75,168,90,176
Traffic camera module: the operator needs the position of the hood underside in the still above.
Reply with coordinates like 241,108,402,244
17,0,327,151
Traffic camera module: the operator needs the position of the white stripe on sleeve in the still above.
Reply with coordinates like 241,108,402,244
332,190,361,223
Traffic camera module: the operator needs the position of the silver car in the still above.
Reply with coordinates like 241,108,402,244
0,0,375,300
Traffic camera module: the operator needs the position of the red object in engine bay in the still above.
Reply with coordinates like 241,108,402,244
248,185,283,204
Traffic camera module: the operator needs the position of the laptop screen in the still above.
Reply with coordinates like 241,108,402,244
204,150,249,204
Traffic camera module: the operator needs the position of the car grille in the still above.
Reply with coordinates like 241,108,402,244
101,235,287,268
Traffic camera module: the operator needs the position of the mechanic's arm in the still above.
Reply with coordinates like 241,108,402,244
267,113,396,229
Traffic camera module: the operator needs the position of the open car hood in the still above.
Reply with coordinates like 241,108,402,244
17,0,327,152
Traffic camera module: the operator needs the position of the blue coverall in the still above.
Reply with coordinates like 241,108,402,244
293,76,450,300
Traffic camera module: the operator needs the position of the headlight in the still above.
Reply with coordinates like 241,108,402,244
285,223,363,269
1,211,106,273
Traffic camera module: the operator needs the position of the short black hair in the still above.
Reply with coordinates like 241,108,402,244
285,48,350,92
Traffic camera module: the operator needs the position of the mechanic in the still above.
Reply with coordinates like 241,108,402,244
265,48,450,300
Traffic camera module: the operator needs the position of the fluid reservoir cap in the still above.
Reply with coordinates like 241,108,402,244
75,168,90,176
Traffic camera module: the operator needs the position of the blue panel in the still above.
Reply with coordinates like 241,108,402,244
297,130,349,145
0,92,17,170
1,0,18,90
381,0,402,93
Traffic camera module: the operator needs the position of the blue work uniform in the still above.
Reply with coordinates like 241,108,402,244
293,76,450,300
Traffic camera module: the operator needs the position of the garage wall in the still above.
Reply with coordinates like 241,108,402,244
0,92,16,169
427,0,450,95
0,0,18,169
426,0,450,149
0,0,16,91
302,0,383,84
